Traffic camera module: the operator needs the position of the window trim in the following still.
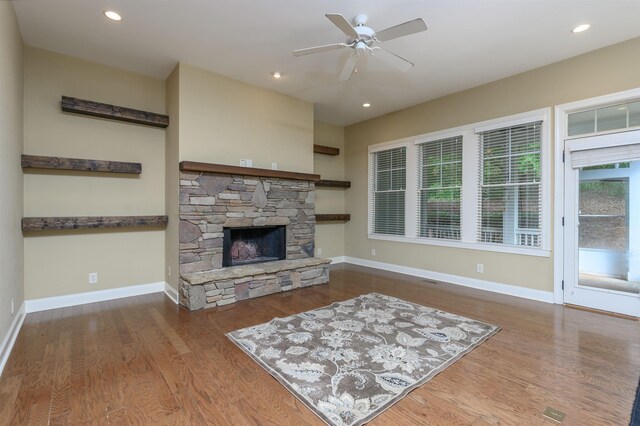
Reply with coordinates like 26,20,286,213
477,120,544,248
416,135,464,241
367,107,551,257
369,145,408,236
554,87,640,303
369,233,551,257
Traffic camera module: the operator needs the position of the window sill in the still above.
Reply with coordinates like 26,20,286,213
367,234,551,258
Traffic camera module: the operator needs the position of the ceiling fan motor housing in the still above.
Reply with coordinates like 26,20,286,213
350,24,375,48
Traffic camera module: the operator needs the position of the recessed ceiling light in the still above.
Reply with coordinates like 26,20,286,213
272,71,282,79
104,10,122,21
362,103,371,108
572,24,590,33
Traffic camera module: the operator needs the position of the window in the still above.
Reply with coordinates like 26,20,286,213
371,147,406,235
568,100,640,136
478,121,542,247
367,108,549,256
418,136,463,240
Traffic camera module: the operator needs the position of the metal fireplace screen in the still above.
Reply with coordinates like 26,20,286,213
222,225,286,267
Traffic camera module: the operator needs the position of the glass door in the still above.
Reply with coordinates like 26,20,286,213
563,131,640,316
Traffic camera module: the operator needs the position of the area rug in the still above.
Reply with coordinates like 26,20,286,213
226,293,500,425
631,376,640,425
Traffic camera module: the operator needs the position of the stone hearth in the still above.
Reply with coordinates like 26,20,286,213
181,258,329,310
178,163,330,310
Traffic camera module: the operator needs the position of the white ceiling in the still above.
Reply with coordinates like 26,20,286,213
12,0,640,126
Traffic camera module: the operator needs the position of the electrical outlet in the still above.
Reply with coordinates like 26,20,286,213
371,248,376,256
317,248,322,255
272,162,278,170
168,266,172,277
89,272,98,284
240,159,247,167
246,159,253,167
11,298,14,315
476,263,484,274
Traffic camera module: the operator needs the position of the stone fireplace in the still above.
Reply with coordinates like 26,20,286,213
178,161,330,310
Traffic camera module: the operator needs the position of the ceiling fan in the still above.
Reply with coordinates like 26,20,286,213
293,14,428,81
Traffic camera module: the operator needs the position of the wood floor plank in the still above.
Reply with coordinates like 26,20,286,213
115,307,183,424
25,341,58,425
49,329,72,422
105,407,132,425
2,264,639,424
128,308,212,424
67,313,91,424
149,308,191,355
83,304,125,419
0,374,23,420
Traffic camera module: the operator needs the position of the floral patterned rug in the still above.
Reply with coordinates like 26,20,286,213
226,293,500,425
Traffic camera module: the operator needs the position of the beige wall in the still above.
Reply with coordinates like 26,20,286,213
178,63,314,173
164,63,316,280
345,37,640,292
313,121,346,259
0,2,24,344
23,47,166,299
165,66,180,290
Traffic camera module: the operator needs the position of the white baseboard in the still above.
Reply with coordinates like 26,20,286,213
330,256,346,264
25,281,166,313
342,256,554,304
0,302,26,377
164,282,179,304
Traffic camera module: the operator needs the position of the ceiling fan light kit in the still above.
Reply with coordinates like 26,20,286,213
293,13,427,81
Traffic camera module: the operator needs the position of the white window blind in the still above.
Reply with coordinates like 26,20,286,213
478,121,542,247
417,136,463,240
371,147,406,235
571,143,640,169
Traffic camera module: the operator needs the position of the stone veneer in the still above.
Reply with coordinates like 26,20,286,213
178,169,330,310
181,258,330,310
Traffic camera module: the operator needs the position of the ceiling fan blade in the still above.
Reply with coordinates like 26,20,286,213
373,49,414,72
325,13,359,39
338,54,359,81
375,18,427,42
293,43,349,57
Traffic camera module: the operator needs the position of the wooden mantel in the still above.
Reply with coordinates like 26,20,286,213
179,161,320,182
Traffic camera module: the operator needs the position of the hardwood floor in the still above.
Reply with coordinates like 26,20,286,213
1,263,639,425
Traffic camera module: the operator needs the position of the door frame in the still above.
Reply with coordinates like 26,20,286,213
554,87,640,305
563,132,639,316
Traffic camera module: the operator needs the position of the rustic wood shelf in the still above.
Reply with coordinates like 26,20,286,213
179,161,320,182
21,155,142,174
316,179,351,189
61,96,169,128
313,144,340,156
316,214,350,222
22,215,168,232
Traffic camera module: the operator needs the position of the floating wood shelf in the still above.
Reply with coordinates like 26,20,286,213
22,215,168,232
316,214,350,222
313,144,340,156
316,179,351,189
61,96,169,128
179,161,320,182
21,155,142,174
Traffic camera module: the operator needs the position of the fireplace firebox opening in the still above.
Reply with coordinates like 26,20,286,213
222,225,286,267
